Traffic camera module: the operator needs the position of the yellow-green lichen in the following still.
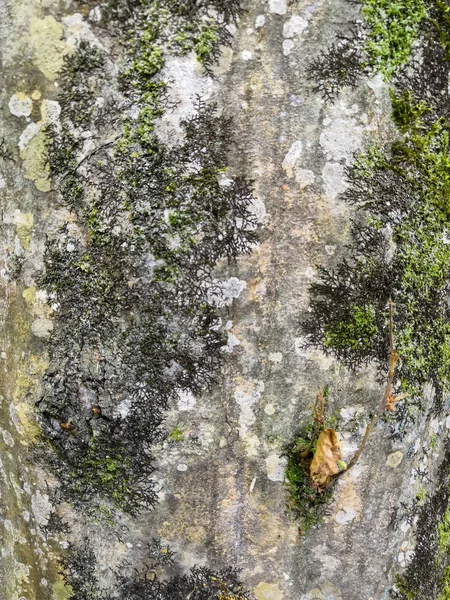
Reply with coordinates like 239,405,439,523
15,213,34,249
22,286,36,306
20,128,51,192
52,578,73,600
29,16,68,81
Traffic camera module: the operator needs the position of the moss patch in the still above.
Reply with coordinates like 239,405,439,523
361,0,427,77
308,0,450,99
283,391,339,533
303,90,450,417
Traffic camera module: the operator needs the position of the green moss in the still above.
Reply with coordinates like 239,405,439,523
168,425,186,441
430,0,450,60
304,94,450,406
283,418,334,533
391,89,431,133
194,23,218,66
324,305,378,352
361,0,427,77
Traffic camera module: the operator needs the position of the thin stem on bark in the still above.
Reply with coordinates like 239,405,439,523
328,299,398,485
300,387,325,458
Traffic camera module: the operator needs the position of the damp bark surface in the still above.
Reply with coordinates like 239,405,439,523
0,0,444,599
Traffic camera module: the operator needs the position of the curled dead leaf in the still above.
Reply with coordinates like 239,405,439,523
310,428,342,491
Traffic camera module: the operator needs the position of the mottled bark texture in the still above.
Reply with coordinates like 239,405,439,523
0,0,448,599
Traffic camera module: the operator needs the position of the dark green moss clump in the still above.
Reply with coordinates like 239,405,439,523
35,0,255,520
305,0,450,587
303,93,450,419
284,434,334,533
283,390,338,533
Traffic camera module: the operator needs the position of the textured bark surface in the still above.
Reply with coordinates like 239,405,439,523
0,1,444,599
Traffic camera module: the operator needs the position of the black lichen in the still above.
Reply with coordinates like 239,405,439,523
391,443,450,599
304,0,450,422
59,538,249,600
35,0,255,520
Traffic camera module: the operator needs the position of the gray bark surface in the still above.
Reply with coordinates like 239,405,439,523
0,1,439,599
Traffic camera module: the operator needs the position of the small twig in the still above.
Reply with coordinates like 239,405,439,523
328,299,398,484
60,135,121,183
300,387,325,458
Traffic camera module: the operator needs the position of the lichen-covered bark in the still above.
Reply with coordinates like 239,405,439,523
1,0,448,599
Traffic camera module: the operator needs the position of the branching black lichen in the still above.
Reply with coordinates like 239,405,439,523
0,135,15,162
307,29,368,102
59,539,100,600
59,538,249,600
391,443,450,599
307,0,450,100
35,0,255,520
302,93,450,418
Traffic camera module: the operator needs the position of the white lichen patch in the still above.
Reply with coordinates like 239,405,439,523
249,196,267,224
19,122,42,152
295,168,315,188
282,140,303,178
265,454,287,482
156,53,216,143
40,99,61,125
282,15,308,55
9,92,32,118
207,277,247,308
1,428,15,448
268,0,287,15
255,15,266,28
31,318,53,339
312,545,342,574
320,108,366,200
235,389,257,434
221,332,241,353
268,352,283,363
177,390,197,411
283,15,308,39
31,490,52,528
321,161,347,200
398,545,415,568
320,117,363,163
62,13,100,49
234,380,264,456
